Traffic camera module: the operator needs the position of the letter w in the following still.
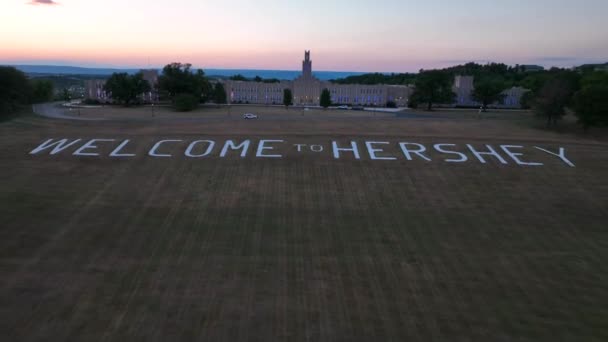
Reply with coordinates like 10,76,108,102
30,139,82,155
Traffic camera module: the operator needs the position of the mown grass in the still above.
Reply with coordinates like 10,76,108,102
0,115,607,341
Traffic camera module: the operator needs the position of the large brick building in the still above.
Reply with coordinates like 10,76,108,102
222,51,413,107
85,51,528,108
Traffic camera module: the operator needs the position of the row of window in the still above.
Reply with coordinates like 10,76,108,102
232,88,282,93
232,95,281,101
331,96,384,104
231,87,386,95
330,88,384,95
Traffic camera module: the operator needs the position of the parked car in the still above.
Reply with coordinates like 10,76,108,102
243,113,258,119
337,105,350,110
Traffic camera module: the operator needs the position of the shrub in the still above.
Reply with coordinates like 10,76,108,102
173,93,199,112
386,100,397,108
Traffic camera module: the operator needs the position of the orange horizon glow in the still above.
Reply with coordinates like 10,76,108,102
1,0,607,72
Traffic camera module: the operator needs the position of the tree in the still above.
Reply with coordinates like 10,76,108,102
253,76,262,82
579,70,608,88
0,66,31,116
158,63,211,109
410,70,455,111
519,90,534,109
573,84,608,131
213,83,227,104
103,72,151,106
31,79,54,103
229,74,248,81
283,89,293,108
471,76,506,111
533,74,579,127
320,88,332,108
332,72,417,85
62,88,71,102
173,93,199,112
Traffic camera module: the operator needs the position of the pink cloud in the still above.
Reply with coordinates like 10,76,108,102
28,0,59,5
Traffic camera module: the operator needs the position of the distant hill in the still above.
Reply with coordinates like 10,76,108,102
10,65,143,76
5,65,367,81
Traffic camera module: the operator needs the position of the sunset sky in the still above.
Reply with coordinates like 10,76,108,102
1,0,607,72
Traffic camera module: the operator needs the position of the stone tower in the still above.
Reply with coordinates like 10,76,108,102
302,50,312,79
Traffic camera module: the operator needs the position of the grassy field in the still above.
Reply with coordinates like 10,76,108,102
69,104,396,120
1,108,607,341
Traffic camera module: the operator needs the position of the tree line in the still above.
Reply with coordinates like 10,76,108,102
1,66,55,117
101,63,230,111
405,63,608,130
229,74,281,83
3,62,607,128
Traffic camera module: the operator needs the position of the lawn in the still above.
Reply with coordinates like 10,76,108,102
0,111,607,341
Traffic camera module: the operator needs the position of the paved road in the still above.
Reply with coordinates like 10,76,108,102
33,102,107,121
33,102,447,123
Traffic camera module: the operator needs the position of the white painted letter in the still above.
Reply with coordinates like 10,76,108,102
500,145,542,166
30,139,82,155
365,141,396,160
110,139,136,157
185,140,215,158
220,140,251,158
433,144,468,163
149,140,182,158
310,145,324,152
294,144,307,152
467,144,508,164
332,141,360,159
73,139,115,156
534,146,575,167
256,140,283,158
399,142,431,161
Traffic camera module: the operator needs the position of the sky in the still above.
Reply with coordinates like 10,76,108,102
1,0,607,72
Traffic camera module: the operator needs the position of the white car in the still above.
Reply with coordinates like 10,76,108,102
337,105,350,110
243,113,258,119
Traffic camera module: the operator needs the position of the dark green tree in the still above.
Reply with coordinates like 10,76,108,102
579,70,608,88
573,84,608,131
229,74,248,81
0,66,31,116
213,82,227,104
283,89,293,108
332,72,417,85
471,76,506,111
103,72,151,106
533,78,576,127
62,88,71,102
158,63,211,109
320,88,332,108
253,76,262,82
410,70,455,111
30,79,54,103
519,90,535,109
173,93,199,112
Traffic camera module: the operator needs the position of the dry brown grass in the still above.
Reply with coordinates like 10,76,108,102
72,104,393,120
0,113,607,341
